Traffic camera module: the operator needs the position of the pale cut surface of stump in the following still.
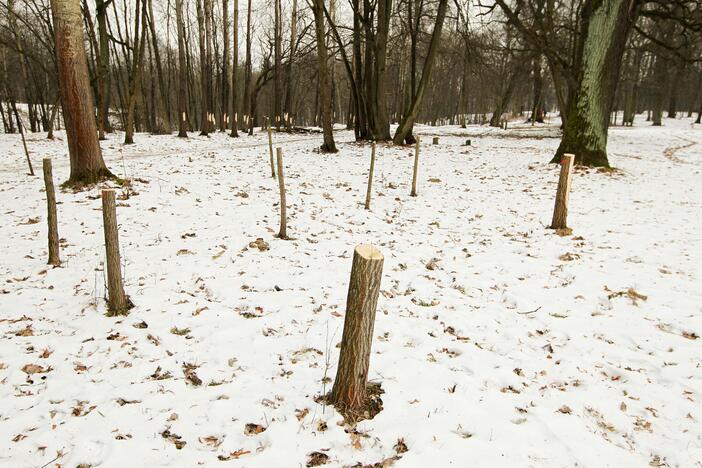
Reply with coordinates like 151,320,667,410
330,244,384,417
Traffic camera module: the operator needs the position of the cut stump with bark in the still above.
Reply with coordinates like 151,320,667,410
329,244,384,421
268,126,276,178
550,154,575,230
42,158,60,266
410,137,420,197
276,148,288,239
101,189,133,315
432,137,439,145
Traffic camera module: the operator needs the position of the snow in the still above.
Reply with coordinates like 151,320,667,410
1,116,701,467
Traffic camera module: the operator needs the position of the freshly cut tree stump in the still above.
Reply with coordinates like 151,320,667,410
267,125,276,178
42,158,60,266
410,137,420,197
329,244,384,420
364,142,376,210
432,137,439,145
550,153,575,230
101,189,133,315
276,148,288,239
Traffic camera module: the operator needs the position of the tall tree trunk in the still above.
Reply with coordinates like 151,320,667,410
50,0,113,184
175,0,188,137
371,0,392,140
124,0,148,144
244,0,253,134
95,0,112,140
196,0,210,135
274,0,282,130
393,0,448,145
552,0,638,167
284,0,297,131
221,0,230,131
311,0,337,152
230,0,240,137
146,0,172,133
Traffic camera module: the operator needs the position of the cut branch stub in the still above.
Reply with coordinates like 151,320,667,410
42,158,60,266
329,244,384,419
550,153,575,230
101,189,133,315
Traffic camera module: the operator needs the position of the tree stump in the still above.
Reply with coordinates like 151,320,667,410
329,245,384,418
410,137,420,197
276,148,288,239
42,158,60,266
550,154,575,230
432,137,439,145
101,189,133,315
267,125,276,178
364,142,376,210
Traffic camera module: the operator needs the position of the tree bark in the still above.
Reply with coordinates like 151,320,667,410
176,0,188,137
101,189,133,315
552,0,638,167
393,0,448,144
43,158,61,266
550,154,574,230
410,137,419,197
364,142,376,210
329,244,384,417
311,0,337,152
276,148,287,239
230,0,240,137
50,0,113,184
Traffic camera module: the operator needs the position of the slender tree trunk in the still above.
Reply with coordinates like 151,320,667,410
175,0,188,137
312,0,337,152
230,0,240,136
222,0,230,131
147,0,172,133
95,0,112,140
284,0,298,131
50,0,113,184
274,0,282,130
244,0,253,134
371,0,392,140
393,0,448,145
124,0,148,144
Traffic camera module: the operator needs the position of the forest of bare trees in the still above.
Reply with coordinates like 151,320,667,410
1,0,701,173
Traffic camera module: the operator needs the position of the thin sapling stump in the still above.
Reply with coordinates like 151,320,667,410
329,244,384,421
101,189,133,315
267,124,276,178
410,137,420,197
42,159,61,266
364,142,376,210
276,148,288,239
550,153,575,230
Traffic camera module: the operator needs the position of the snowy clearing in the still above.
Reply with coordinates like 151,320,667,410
1,117,701,467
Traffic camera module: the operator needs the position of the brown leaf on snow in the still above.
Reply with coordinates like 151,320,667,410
244,423,266,435
161,428,186,449
248,238,269,252
21,364,47,375
182,363,202,386
558,405,572,414
74,362,88,373
218,449,250,460
306,451,330,467
39,348,52,358
393,438,408,454
14,326,33,337
295,408,310,421
198,435,222,448
682,331,699,340
116,398,141,406
12,434,27,442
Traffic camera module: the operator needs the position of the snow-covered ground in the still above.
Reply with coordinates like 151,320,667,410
1,117,700,467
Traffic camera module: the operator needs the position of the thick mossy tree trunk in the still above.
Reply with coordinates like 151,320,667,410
50,0,114,185
552,0,638,167
311,0,337,152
